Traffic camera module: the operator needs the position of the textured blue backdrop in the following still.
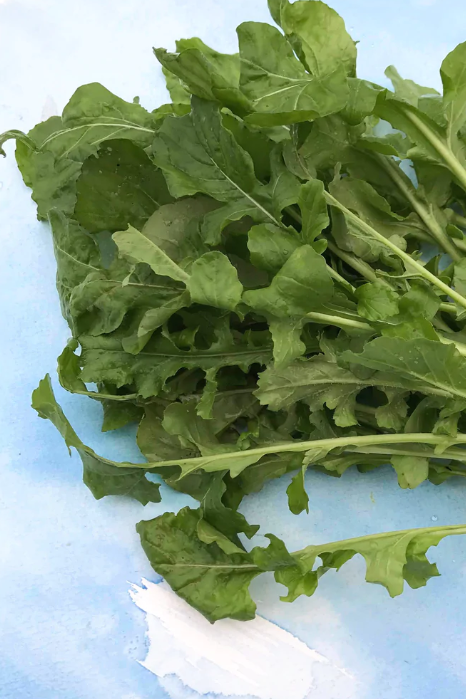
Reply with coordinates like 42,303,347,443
2,1,466,697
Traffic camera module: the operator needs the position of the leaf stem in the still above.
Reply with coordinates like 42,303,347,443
284,205,302,225
325,191,466,311
294,523,466,560
326,240,381,283
145,432,466,471
326,266,356,294
377,154,463,261
305,310,466,356
451,212,466,229
404,109,466,193
306,311,372,332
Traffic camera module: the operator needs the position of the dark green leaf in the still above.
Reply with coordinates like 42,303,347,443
32,375,160,504
74,139,172,233
79,327,272,399
286,463,309,515
152,97,282,243
137,507,261,622
6,83,160,218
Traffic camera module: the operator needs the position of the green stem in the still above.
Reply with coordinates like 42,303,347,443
285,205,302,225
326,266,356,294
404,109,466,193
378,154,463,261
294,523,466,560
306,310,466,356
306,311,372,332
146,432,466,473
325,191,466,311
326,240,381,283
353,444,466,462
440,302,457,316
451,212,466,229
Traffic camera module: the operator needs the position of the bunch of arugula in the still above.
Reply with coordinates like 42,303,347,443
4,0,466,622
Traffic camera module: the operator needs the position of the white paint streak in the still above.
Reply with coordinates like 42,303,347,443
130,579,354,699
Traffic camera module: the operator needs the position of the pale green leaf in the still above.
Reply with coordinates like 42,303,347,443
299,179,329,243
243,245,334,317
279,0,357,78
237,22,348,126
187,252,243,310
391,455,430,489
356,281,400,321
113,225,190,283
269,317,306,368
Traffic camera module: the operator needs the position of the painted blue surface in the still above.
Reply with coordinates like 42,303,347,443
1,1,466,697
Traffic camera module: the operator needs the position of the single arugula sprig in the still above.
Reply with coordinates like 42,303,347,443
138,507,466,622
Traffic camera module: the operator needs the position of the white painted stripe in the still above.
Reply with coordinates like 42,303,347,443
129,579,355,699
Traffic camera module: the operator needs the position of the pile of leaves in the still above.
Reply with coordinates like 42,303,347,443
4,0,466,622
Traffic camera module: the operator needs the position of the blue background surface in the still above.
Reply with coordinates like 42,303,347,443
1,1,466,697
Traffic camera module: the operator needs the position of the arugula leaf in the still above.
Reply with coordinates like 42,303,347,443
138,505,466,620
101,401,144,433
79,326,272,399
187,252,243,311
343,337,466,401
113,225,190,283
11,0,466,623
385,65,439,107
247,223,301,272
299,179,329,242
47,210,103,326
162,66,191,113
237,21,348,126
356,281,399,321
376,45,466,195
391,455,429,489
74,139,172,232
2,83,160,218
286,463,309,515
141,197,218,260
155,38,249,114
243,244,334,317
256,356,405,413
275,0,357,78
137,507,261,621
269,317,306,367
152,97,283,243
32,375,160,504
280,523,466,601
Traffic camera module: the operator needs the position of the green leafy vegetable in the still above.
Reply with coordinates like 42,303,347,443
137,506,466,620
5,0,466,622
